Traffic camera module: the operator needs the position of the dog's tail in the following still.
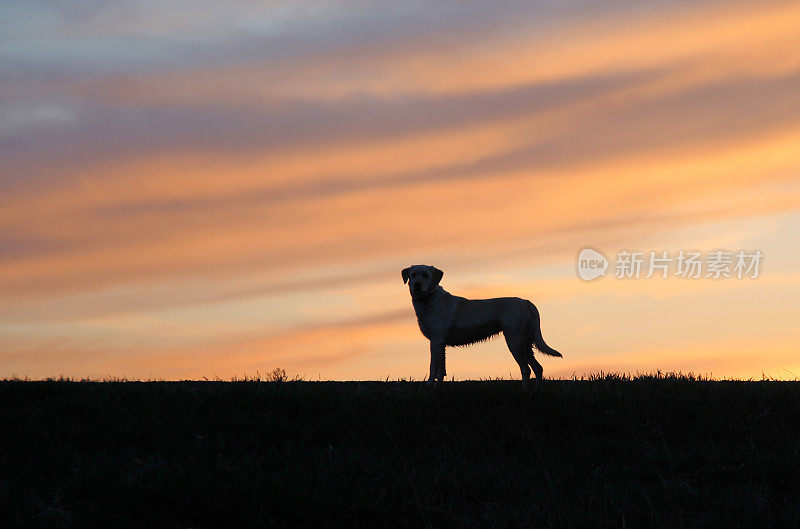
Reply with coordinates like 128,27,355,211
529,302,562,357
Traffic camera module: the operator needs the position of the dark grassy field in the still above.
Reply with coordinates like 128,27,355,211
2,374,800,528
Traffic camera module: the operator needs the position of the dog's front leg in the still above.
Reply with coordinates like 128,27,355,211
427,341,445,385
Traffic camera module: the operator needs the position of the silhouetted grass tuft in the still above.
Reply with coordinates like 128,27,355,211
2,372,799,528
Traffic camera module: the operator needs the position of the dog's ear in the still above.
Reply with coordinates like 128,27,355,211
430,266,443,287
402,267,412,284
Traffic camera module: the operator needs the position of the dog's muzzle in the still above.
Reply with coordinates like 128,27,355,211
410,284,426,299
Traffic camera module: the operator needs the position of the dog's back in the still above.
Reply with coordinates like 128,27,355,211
445,296,527,347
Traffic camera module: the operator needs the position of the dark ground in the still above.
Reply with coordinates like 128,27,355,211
2,374,800,528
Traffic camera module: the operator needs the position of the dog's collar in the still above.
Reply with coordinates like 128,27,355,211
429,286,446,303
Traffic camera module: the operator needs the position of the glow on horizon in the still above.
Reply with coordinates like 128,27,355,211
1,0,799,380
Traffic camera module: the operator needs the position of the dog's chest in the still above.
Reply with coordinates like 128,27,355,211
413,301,455,341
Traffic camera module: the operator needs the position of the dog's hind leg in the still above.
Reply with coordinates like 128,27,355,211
528,352,543,387
505,334,531,388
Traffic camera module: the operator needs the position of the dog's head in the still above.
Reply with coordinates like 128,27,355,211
402,265,443,300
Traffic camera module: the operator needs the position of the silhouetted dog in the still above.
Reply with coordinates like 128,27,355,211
402,265,562,387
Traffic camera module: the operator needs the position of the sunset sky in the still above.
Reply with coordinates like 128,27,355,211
2,0,799,380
